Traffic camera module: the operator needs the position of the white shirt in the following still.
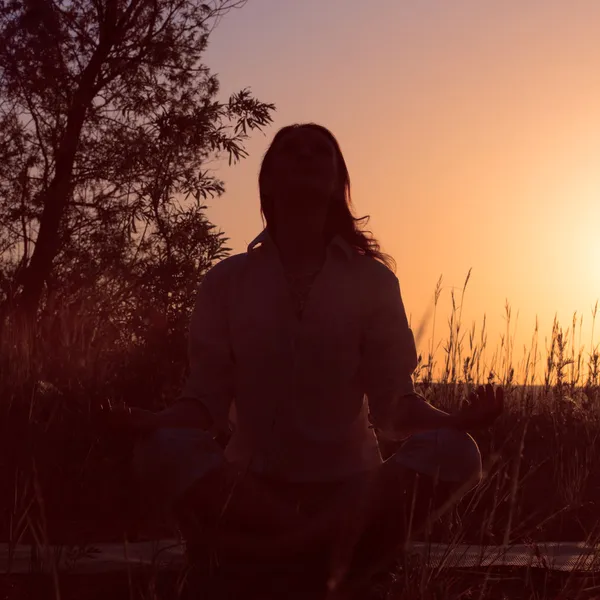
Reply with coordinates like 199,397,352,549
182,229,417,482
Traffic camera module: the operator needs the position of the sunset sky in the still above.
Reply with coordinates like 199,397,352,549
202,0,600,377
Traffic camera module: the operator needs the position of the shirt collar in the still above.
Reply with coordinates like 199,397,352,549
247,229,353,261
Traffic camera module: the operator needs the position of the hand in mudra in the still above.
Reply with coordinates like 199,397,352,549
454,384,504,431
94,403,161,436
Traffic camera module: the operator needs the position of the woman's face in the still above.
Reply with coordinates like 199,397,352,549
263,127,340,211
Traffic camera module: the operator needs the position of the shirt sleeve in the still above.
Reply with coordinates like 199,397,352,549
360,269,418,431
181,262,235,435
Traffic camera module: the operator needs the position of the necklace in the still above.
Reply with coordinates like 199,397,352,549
284,267,321,318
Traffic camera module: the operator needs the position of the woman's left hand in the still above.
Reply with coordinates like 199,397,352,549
452,384,504,431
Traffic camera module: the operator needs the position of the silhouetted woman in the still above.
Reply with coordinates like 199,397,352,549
110,124,503,598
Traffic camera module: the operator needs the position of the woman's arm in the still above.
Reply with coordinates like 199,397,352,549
360,269,421,439
109,263,235,436
380,392,457,439
390,385,504,438
359,270,500,439
155,260,236,436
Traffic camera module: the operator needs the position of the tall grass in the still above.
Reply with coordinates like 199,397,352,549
414,273,599,396
0,276,599,599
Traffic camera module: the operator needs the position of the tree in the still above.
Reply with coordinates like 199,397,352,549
0,0,274,319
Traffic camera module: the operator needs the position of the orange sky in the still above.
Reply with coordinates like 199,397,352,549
201,1,600,380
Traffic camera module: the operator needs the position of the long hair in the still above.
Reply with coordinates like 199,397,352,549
258,123,396,271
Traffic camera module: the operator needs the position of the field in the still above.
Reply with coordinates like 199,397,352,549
1,285,599,599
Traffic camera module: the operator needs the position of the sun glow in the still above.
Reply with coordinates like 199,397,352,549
564,175,600,287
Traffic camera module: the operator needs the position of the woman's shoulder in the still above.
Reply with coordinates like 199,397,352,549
202,253,248,286
352,253,398,286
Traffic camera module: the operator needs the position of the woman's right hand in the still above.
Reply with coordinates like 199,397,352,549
96,399,214,437
97,404,161,436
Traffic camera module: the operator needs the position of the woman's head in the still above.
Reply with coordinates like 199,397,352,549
258,123,394,270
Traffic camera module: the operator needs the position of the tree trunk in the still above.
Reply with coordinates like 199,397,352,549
18,108,86,316
17,63,104,318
